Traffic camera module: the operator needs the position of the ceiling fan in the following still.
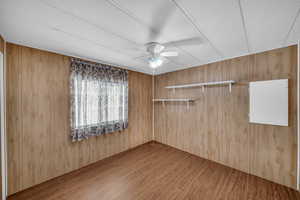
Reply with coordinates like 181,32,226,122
136,37,203,69
132,2,203,70
145,42,178,68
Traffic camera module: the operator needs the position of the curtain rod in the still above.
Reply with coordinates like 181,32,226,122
71,57,128,71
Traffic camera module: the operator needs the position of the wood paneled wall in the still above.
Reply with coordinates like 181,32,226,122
0,35,4,53
6,43,153,195
0,34,4,199
154,45,298,189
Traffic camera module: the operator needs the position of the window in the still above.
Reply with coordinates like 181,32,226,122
70,59,128,141
74,79,127,128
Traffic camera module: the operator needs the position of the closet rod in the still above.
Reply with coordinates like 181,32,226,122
152,99,194,102
165,80,235,89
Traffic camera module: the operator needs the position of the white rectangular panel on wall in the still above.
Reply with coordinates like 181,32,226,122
249,79,288,126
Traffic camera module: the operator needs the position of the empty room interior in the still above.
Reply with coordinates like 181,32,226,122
1,0,300,199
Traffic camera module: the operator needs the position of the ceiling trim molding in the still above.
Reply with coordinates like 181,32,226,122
6,40,152,75
238,0,251,53
155,43,298,75
283,8,300,46
171,0,224,57
6,40,297,76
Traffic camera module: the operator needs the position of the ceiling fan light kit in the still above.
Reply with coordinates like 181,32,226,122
146,42,165,54
149,57,163,68
145,42,179,69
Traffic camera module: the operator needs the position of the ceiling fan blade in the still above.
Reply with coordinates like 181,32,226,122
161,51,178,57
163,37,203,47
160,56,170,64
133,54,151,62
148,2,176,41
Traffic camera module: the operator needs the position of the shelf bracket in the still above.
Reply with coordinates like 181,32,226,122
202,86,205,93
187,101,189,110
229,83,232,93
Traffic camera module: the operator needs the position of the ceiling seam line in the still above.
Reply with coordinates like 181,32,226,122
174,46,202,63
171,0,224,57
238,0,251,53
15,40,146,74
51,27,135,57
104,0,187,66
39,0,141,47
106,0,150,31
155,41,300,74
102,0,184,67
106,0,203,64
40,0,152,71
282,8,300,46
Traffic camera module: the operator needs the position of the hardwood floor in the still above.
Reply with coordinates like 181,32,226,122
8,142,300,200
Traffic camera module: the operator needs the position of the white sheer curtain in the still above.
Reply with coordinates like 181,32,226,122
70,58,128,141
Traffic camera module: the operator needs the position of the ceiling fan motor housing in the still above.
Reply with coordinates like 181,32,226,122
146,42,165,55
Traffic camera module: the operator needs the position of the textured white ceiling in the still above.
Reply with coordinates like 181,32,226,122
0,0,299,74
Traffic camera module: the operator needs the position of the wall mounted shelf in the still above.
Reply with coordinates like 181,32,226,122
165,80,236,92
152,99,194,102
153,99,194,109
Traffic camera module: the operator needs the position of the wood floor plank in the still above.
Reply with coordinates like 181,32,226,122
8,142,300,200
